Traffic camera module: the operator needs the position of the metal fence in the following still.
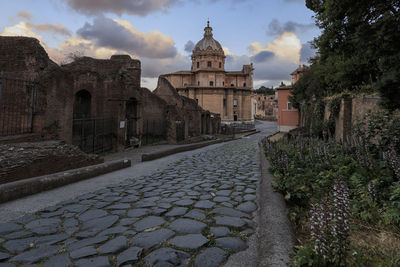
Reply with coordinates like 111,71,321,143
142,119,167,145
0,74,44,136
72,116,114,154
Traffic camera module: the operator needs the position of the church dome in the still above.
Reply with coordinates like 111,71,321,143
192,21,225,56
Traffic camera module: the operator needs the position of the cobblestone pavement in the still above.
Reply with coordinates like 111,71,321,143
0,126,272,267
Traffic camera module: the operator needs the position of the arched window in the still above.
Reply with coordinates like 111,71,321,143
207,61,212,67
219,62,222,68
197,62,200,68
209,81,214,86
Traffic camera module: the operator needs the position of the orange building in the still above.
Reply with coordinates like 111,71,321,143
277,65,308,132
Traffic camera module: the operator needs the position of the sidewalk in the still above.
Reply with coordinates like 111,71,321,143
104,139,222,164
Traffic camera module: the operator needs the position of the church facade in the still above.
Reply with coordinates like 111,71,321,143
161,22,254,124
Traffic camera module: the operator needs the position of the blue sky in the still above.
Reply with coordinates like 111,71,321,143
1,0,319,89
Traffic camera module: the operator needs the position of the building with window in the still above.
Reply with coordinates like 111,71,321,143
160,21,254,123
277,65,308,131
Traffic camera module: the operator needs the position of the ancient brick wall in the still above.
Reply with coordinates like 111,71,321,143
0,141,102,184
0,37,56,80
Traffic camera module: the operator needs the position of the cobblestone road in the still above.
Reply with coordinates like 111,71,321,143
0,124,274,267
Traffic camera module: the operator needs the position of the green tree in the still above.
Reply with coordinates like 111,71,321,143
306,0,400,109
254,86,275,95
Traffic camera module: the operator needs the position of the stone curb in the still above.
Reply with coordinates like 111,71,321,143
0,159,131,204
141,139,224,161
242,130,260,137
257,138,295,266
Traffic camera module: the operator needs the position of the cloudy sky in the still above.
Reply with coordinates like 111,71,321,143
1,0,319,89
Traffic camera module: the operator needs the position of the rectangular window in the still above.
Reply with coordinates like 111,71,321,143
219,62,222,68
287,102,293,110
196,98,199,104
243,83,246,87
233,99,238,107
223,99,226,107
197,62,200,68
209,81,214,86
207,61,212,67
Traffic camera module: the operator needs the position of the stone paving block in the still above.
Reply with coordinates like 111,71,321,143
62,204,89,214
215,190,232,196
3,238,36,253
214,216,246,228
243,194,256,201
237,201,257,213
194,200,215,209
119,218,138,226
169,219,206,234
133,216,165,231
194,247,229,267
67,235,108,251
74,230,98,238
81,215,119,231
63,218,78,227
75,256,110,267
210,227,231,237
98,226,127,236
4,231,33,239
42,253,71,267
78,210,108,222
25,219,60,229
98,236,127,254
127,208,150,218
216,237,248,252
15,215,36,224
35,233,68,246
169,234,209,249
173,199,194,206
242,228,255,236
31,225,60,235
144,248,190,267
130,229,174,249
213,197,230,203
165,207,187,217
211,207,248,218
117,246,143,266
106,203,130,210
151,207,167,216
9,245,60,263
184,209,206,220
70,246,97,259
133,201,156,208
0,252,10,261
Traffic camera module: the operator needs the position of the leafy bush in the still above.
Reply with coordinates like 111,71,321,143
264,111,400,264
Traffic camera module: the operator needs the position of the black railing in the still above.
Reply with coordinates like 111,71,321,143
72,116,114,154
0,74,43,136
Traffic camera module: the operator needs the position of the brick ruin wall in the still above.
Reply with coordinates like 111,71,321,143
0,37,220,151
0,141,102,184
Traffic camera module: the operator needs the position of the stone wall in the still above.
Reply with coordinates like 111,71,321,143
335,95,380,141
301,95,381,141
154,77,221,143
0,36,219,151
0,36,57,80
0,141,102,184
